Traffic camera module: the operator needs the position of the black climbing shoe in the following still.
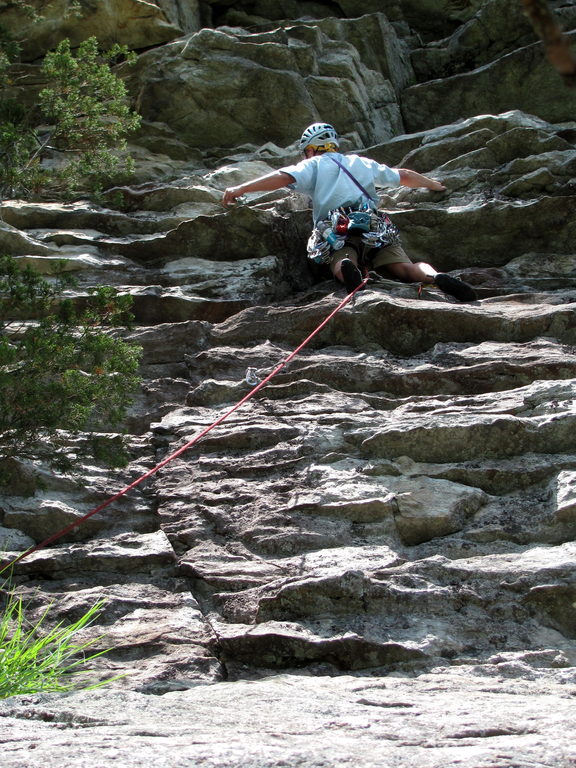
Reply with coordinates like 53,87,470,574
434,273,477,302
341,259,364,294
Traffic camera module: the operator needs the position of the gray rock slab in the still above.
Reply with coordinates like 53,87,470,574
1,670,575,768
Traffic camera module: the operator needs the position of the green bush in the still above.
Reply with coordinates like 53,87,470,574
0,34,141,199
0,256,142,465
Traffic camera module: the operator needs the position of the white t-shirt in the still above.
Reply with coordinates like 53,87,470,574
281,152,401,222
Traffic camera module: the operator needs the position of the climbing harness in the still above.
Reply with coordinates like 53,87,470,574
307,207,400,264
1,277,369,574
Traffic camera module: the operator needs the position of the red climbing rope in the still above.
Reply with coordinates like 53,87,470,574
1,277,368,573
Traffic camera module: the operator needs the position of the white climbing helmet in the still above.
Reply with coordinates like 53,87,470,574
298,122,340,151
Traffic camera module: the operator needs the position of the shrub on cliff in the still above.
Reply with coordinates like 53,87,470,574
0,256,142,469
0,34,141,199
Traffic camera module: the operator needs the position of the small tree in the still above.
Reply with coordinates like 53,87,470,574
0,256,142,467
0,35,141,198
39,37,141,194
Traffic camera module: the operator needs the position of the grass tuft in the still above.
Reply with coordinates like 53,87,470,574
0,584,117,699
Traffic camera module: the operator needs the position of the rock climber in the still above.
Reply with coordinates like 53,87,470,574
222,122,477,301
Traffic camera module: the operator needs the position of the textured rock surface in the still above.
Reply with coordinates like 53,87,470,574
1,2,576,766
2,670,576,768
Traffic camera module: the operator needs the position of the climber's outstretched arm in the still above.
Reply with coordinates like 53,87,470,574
222,171,296,205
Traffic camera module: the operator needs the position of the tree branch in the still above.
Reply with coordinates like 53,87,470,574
522,0,576,87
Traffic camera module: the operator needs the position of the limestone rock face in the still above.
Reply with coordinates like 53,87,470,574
1,3,576,767
403,32,576,132
124,19,408,152
2,671,576,768
0,0,189,59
